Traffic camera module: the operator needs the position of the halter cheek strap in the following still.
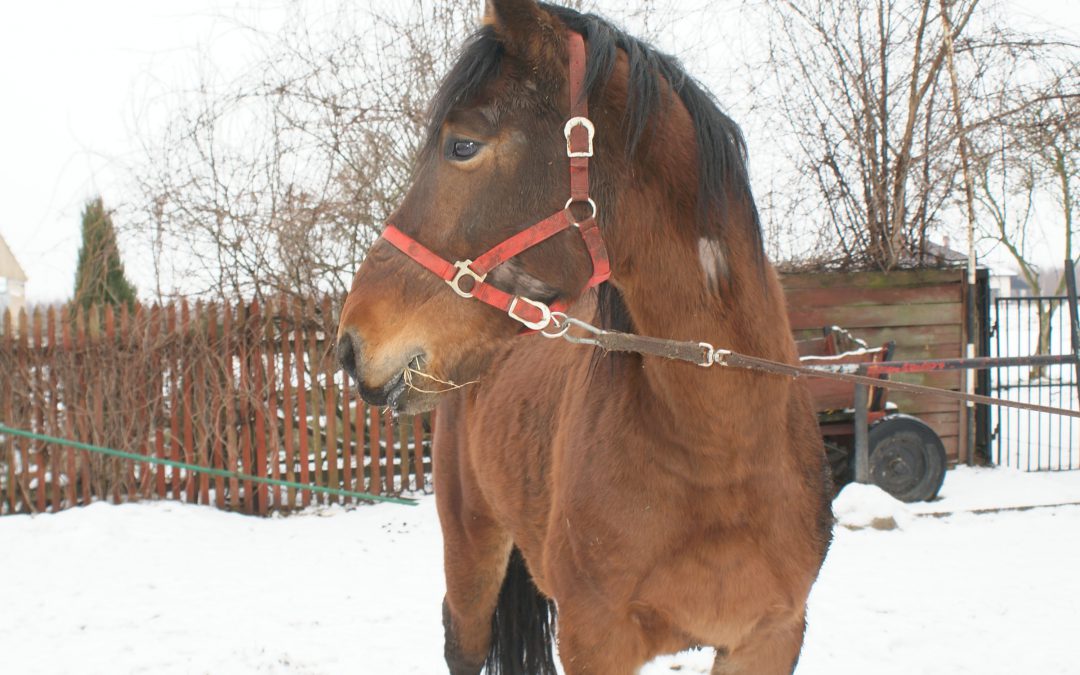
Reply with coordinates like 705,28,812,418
380,31,610,332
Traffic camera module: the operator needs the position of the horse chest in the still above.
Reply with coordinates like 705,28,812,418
549,466,745,587
550,498,795,647
546,446,799,632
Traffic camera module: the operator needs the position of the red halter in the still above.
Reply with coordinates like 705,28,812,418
380,31,610,331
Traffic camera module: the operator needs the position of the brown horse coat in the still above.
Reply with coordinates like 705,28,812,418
337,2,833,673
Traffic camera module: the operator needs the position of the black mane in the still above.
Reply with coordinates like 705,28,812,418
550,4,760,251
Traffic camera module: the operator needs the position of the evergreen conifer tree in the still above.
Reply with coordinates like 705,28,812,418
73,197,137,309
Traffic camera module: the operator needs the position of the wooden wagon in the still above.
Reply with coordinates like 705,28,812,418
798,326,947,502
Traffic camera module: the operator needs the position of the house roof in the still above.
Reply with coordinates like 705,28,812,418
0,234,28,282
895,238,969,268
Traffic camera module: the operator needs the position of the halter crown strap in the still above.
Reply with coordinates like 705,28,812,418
380,30,610,332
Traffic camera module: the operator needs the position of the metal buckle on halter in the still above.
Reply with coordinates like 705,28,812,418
448,260,487,299
507,296,553,331
564,117,595,158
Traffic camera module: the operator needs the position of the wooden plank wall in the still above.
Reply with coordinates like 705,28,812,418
0,297,433,516
783,269,967,462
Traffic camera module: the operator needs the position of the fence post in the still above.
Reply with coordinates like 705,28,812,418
180,301,196,505
322,295,339,506
15,310,30,512
251,300,268,515
354,388,365,496
399,415,410,494
383,409,395,494
280,297,297,509
263,300,281,511
46,307,62,509
854,383,870,484
1065,260,1080,411
119,304,137,502
369,405,381,496
413,415,424,492
306,297,323,505
2,309,14,513
32,308,47,512
292,298,310,508
341,371,353,504
238,303,254,514
204,304,221,505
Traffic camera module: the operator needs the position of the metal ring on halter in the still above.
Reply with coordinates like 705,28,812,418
564,197,598,226
541,312,571,339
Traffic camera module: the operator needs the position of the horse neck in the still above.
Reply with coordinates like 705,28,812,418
607,188,798,448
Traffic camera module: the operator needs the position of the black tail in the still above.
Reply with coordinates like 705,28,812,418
485,547,559,675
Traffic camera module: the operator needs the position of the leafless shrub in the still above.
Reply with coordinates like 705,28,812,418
128,0,488,302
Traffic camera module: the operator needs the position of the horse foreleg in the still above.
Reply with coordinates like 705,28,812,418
440,515,513,675
709,611,806,675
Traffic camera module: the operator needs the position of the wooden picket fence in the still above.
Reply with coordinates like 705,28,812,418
0,296,433,516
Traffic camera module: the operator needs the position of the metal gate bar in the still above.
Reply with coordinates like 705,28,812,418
992,295,1079,471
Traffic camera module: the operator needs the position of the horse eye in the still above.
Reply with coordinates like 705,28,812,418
449,140,481,160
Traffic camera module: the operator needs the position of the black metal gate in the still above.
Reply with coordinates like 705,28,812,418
991,296,1079,470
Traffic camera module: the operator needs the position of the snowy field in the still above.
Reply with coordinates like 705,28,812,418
2,467,1080,675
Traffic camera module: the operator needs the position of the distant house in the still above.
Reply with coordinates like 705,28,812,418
0,234,28,322
894,235,970,268
988,268,1032,299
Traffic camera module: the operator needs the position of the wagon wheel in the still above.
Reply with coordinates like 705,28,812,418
868,414,946,503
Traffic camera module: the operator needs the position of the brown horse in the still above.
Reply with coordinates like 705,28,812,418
336,1,833,673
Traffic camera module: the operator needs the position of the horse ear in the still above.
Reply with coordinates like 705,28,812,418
483,0,562,71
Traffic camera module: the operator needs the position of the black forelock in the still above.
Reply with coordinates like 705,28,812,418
425,4,763,258
424,28,505,156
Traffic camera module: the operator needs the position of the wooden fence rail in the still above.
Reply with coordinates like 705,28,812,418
0,296,433,516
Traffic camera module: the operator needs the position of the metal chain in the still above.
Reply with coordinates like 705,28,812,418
540,314,1080,419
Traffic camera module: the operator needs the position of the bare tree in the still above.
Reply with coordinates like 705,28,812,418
750,0,1074,271
128,0,486,303
126,0,711,302
974,64,1079,372
136,0,1075,287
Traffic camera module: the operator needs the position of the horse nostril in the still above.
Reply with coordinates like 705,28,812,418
337,332,361,383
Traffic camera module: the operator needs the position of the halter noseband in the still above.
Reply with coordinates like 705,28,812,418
380,31,610,332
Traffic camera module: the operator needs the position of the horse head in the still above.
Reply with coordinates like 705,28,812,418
337,0,612,413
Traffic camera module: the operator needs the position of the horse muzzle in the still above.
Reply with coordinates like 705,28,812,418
336,332,401,406
337,330,438,413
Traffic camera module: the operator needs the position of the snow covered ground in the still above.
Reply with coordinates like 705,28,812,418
2,466,1079,675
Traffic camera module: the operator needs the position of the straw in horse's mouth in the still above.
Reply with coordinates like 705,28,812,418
401,355,477,396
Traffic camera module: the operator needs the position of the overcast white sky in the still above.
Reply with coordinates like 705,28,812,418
1,0,1077,304
0,0,293,303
